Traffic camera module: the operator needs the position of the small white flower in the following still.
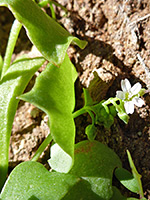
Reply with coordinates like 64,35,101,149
116,79,144,114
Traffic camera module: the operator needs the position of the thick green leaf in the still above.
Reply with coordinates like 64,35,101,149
127,150,144,197
0,161,79,200
20,54,78,172
110,187,139,200
115,167,139,193
0,0,87,65
62,178,104,200
69,140,122,199
0,159,119,200
49,143,73,173
110,186,126,200
0,57,45,189
48,140,122,199
115,151,146,199
0,141,129,200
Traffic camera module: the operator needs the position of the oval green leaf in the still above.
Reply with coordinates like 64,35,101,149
115,167,139,194
0,161,79,200
69,140,122,199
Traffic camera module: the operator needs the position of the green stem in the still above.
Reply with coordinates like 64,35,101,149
72,108,87,118
38,0,49,7
38,0,68,17
1,20,22,78
87,110,95,125
102,97,121,112
31,133,52,161
49,1,56,20
110,98,123,113
49,0,68,13
0,54,3,79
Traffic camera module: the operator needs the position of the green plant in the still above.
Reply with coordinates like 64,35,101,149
0,0,147,199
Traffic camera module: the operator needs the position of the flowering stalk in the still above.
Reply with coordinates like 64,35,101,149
102,97,129,124
72,79,146,141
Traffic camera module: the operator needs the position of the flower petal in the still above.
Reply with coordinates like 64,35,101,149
133,97,144,107
116,91,125,100
124,101,134,114
121,79,131,92
130,82,141,96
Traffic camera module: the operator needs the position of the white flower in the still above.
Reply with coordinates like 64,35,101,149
116,79,144,114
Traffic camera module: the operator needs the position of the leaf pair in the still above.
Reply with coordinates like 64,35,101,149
0,140,122,200
1,141,144,199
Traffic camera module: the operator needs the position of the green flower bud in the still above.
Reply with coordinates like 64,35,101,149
117,112,129,124
85,124,97,141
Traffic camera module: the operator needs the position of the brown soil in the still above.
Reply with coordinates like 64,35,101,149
0,0,150,199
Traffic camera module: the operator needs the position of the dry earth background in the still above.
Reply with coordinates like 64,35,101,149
0,0,150,198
